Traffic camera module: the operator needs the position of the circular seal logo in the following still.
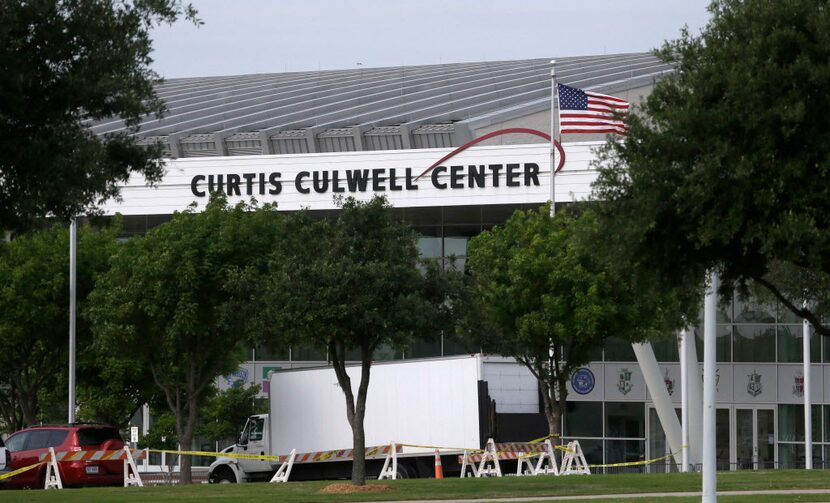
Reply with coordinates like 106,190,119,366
571,368,595,395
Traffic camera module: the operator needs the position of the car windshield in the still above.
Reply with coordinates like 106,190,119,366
77,428,121,446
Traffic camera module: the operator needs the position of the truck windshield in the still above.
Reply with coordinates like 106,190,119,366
239,418,252,445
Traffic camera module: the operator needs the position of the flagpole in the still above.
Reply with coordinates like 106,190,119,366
549,60,559,217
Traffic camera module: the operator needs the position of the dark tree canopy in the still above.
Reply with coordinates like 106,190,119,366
257,196,453,485
0,221,120,431
86,197,281,483
0,0,198,230
592,0,830,332
464,206,695,436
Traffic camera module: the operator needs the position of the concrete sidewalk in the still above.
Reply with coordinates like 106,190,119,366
363,488,830,502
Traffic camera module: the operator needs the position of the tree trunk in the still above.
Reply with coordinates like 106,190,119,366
176,397,199,484
539,379,561,437
351,351,372,485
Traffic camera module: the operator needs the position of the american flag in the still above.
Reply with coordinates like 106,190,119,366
557,83,629,135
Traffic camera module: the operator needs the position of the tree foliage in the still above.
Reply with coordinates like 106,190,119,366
464,206,694,436
0,222,119,431
86,197,281,483
256,196,453,485
592,0,830,333
0,0,198,230
197,384,265,445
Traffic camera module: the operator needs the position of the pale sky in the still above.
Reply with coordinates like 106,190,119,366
150,0,713,79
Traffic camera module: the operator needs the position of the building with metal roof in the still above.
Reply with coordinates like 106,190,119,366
91,53,670,158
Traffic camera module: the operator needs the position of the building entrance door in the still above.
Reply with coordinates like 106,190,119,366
734,407,775,470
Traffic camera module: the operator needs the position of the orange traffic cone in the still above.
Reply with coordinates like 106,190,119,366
434,449,444,479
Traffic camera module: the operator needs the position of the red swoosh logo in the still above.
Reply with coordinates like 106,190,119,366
415,128,566,181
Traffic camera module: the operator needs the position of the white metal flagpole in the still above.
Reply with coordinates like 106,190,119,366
549,60,560,217
803,302,812,469
702,271,718,502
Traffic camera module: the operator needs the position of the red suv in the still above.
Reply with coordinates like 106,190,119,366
4,424,125,488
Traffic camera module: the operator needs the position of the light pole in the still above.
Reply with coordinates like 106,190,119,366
68,217,77,424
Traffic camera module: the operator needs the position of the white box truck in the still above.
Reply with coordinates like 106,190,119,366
207,354,546,482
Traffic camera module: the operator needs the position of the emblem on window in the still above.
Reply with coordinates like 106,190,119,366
793,373,804,397
664,368,674,396
617,368,633,395
747,370,763,397
571,368,595,395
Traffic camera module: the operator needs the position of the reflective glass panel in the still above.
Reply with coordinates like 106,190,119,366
777,325,820,363
564,401,602,438
605,402,644,438
733,325,775,362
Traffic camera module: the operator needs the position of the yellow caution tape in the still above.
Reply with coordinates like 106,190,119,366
145,448,280,462
528,434,560,444
588,452,674,469
0,461,45,481
399,443,484,453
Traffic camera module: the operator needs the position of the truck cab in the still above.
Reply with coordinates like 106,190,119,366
208,414,274,483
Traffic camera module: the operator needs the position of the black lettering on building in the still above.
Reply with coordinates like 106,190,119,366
388,168,402,191
331,170,345,193
208,174,224,193
242,173,256,195
468,165,486,188
372,168,386,191
506,163,520,187
191,175,206,197
450,166,464,189
313,171,329,193
226,174,242,196
295,172,310,194
432,166,447,189
405,168,418,190
488,165,502,187
268,172,282,195
346,170,370,192
524,163,540,186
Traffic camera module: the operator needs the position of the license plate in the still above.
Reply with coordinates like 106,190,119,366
85,465,99,474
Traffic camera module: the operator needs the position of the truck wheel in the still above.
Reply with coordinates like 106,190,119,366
395,462,417,479
210,467,236,484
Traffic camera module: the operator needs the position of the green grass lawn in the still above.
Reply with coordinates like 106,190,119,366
1,470,829,502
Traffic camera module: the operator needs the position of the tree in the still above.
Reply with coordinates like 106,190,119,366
198,384,265,446
0,0,198,231
257,196,452,485
591,0,830,334
464,206,694,437
86,197,281,483
0,222,120,431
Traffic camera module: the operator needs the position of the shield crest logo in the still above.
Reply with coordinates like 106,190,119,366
618,368,633,395
747,370,763,397
664,369,674,396
793,374,804,397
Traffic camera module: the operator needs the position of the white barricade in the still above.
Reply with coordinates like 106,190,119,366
270,448,296,483
123,446,144,487
534,439,559,476
378,442,398,480
44,447,63,490
476,438,502,478
459,450,479,478
560,440,591,475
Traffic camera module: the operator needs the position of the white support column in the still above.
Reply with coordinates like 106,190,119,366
679,330,690,472
702,271,719,502
632,342,682,466
804,311,813,470
685,325,704,467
